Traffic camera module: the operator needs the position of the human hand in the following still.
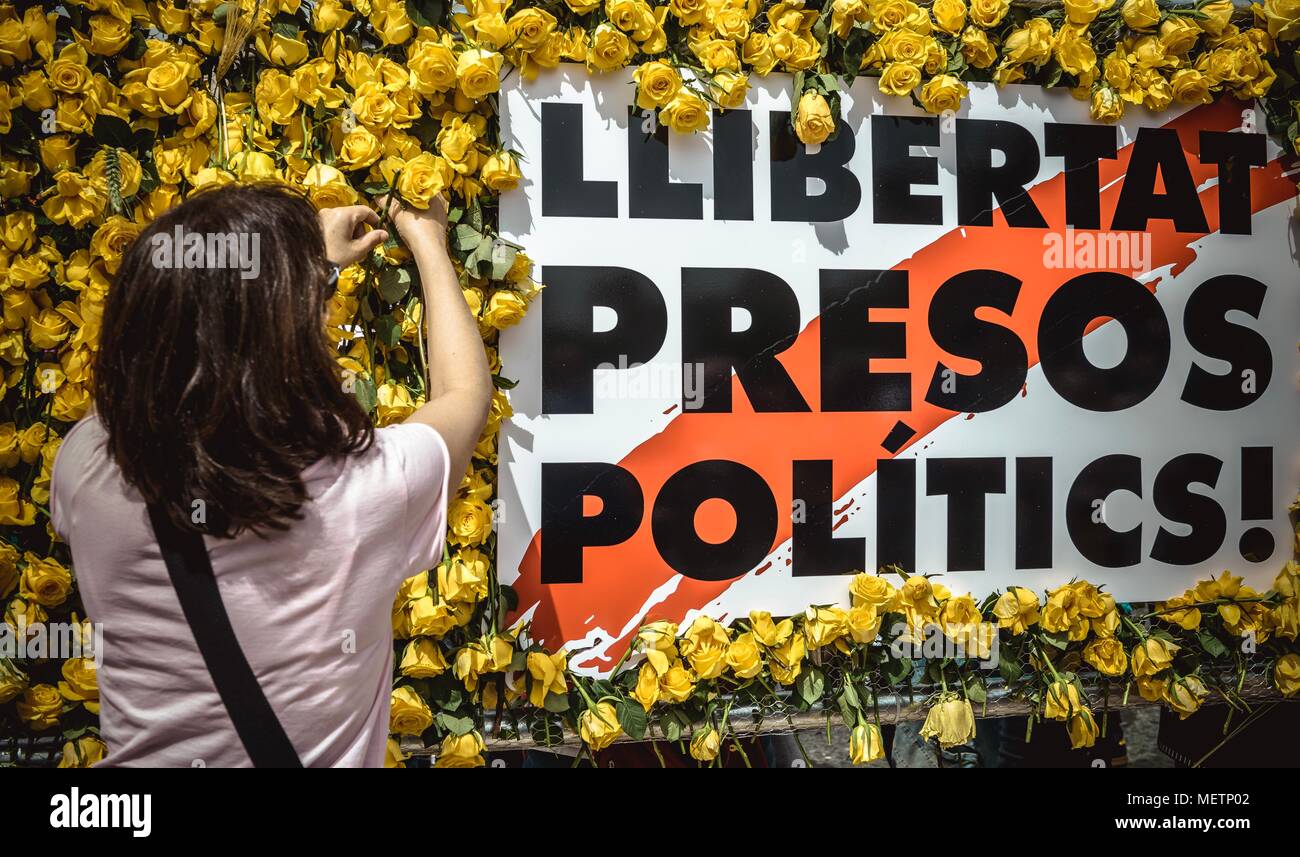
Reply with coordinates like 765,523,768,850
377,193,449,260
318,205,389,267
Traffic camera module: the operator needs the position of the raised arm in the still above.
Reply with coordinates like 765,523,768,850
381,195,493,486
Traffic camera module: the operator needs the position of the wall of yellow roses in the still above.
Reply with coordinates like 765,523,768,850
0,0,1297,769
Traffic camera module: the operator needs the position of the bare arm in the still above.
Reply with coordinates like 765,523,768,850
382,196,492,487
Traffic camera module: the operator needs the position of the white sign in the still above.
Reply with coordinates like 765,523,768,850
498,64,1299,672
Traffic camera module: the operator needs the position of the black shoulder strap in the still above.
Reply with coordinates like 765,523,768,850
146,503,303,768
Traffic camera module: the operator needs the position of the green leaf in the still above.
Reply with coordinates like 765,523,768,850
453,223,482,252
92,115,134,150
377,266,412,304
1198,631,1228,659
797,665,825,705
466,235,496,275
374,315,402,348
490,243,518,281
542,691,571,713
1043,630,1069,650
435,712,474,735
352,376,377,414
615,700,648,739
883,656,912,685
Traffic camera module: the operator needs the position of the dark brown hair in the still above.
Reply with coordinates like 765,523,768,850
95,183,373,537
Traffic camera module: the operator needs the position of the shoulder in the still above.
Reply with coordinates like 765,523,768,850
50,414,110,536
372,422,450,482
51,415,108,487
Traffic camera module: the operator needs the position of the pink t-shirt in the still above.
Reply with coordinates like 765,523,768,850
50,415,450,768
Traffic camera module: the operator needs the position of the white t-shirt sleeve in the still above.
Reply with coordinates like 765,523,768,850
389,422,452,578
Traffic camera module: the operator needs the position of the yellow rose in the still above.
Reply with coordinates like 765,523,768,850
480,150,522,192
1055,23,1098,76
336,127,383,171
794,90,834,144
456,48,504,100
1084,637,1129,677
692,36,740,73
437,548,490,604
679,615,731,679
659,89,711,133
992,587,1039,634
38,135,77,172
399,638,449,678
587,23,634,72
58,735,107,768
919,695,976,748
634,59,682,109
832,0,870,38
848,603,882,643
689,727,721,762
1132,637,1178,678
256,30,310,67
849,722,885,764
1159,17,1201,55
1274,653,1300,697
384,737,409,768
711,70,750,110
918,74,969,114
508,8,558,51
371,0,416,45
0,18,32,65
1067,708,1099,749
579,701,623,751
631,661,660,709
391,152,451,209
389,685,434,735
749,610,793,647
659,658,696,701
17,683,63,730
20,552,71,608
408,36,458,95
898,574,939,616
1162,675,1208,719
1197,0,1234,35
58,657,98,712
1121,0,1160,30
879,62,922,97
302,163,358,208
849,572,897,609
42,171,104,228
1135,68,1173,111
0,656,27,704
1260,0,1300,40
520,650,564,708
769,630,807,685
447,496,492,547
932,0,967,34
742,32,778,75
1063,0,1113,24
478,288,525,330
83,14,131,56
669,0,709,25
804,605,850,650
1043,679,1085,720
1090,85,1125,122
434,731,486,767
724,631,763,678
968,0,1010,28
1003,18,1054,66
1168,68,1212,103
